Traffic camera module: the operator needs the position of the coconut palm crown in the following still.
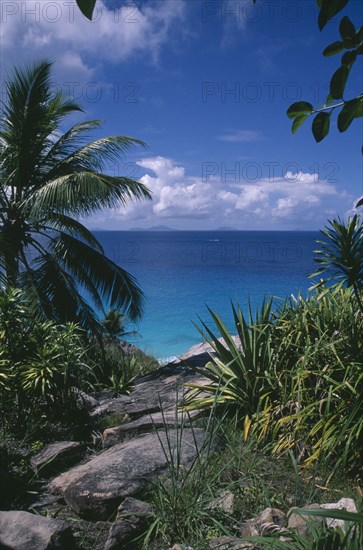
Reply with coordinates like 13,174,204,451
0,60,151,331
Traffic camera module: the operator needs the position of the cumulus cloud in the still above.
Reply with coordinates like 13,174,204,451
87,156,353,230
1,0,186,79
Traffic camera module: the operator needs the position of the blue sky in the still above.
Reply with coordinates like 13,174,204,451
1,0,362,230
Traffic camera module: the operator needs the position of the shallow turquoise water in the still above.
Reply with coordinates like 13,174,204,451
94,230,319,360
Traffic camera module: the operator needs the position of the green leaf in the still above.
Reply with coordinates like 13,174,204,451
337,99,363,132
337,102,355,132
330,65,349,99
286,101,313,119
292,113,309,134
318,0,349,30
296,508,363,524
76,0,97,20
323,41,345,56
356,197,363,207
312,112,331,142
341,50,357,67
339,15,355,39
342,37,355,48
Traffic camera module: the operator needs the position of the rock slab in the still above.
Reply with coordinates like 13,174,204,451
50,428,214,520
0,510,75,550
90,365,209,419
30,441,83,476
102,409,201,448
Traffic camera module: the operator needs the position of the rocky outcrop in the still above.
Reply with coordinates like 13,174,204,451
102,408,201,448
50,428,216,520
30,441,84,476
0,510,76,550
8,337,357,550
169,336,241,369
90,364,209,419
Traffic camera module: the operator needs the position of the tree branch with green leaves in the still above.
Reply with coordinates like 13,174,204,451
287,0,363,148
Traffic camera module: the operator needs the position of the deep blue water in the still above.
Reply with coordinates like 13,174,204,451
93,231,319,360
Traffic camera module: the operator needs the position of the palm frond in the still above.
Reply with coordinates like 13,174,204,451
41,214,104,253
27,171,151,218
20,254,102,334
52,232,143,320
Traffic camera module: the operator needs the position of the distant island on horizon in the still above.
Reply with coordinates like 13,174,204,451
91,226,319,232
129,225,175,231
129,225,238,231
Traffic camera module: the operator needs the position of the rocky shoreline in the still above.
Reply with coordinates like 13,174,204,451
0,341,358,549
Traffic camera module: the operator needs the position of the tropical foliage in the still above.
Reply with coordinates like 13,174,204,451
0,286,159,435
0,60,151,332
87,337,158,395
184,217,363,474
184,299,281,415
0,287,93,435
102,308,138,339
286,0,363,150
310,215,363,310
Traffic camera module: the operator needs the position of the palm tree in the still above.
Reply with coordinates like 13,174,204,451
102,308,139,339
0,60,151,332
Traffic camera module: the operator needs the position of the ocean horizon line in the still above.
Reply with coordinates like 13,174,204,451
91,228,320,233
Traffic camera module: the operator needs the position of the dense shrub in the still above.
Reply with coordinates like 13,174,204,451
184,287,363,473
0,287,93,437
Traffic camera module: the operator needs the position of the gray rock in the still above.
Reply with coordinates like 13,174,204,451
209,536,256,549
102,409,201,448
73,388,99,409
30,441,83,476
287,503,322,537
89,393,132,418
170,336,241,369
242,507,286,537
287,498,358,535
50,428,216,520
208,489,235,515
104,497,153,549
90,365,209,419
320,497,358,531
0,510,76,550
171,341,216,368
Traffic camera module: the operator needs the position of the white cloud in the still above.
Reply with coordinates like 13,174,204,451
87,156,353,230
236,186,268,209
217,130,264,143
1,0,186,78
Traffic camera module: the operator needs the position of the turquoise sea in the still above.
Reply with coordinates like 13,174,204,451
94,231,320,361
